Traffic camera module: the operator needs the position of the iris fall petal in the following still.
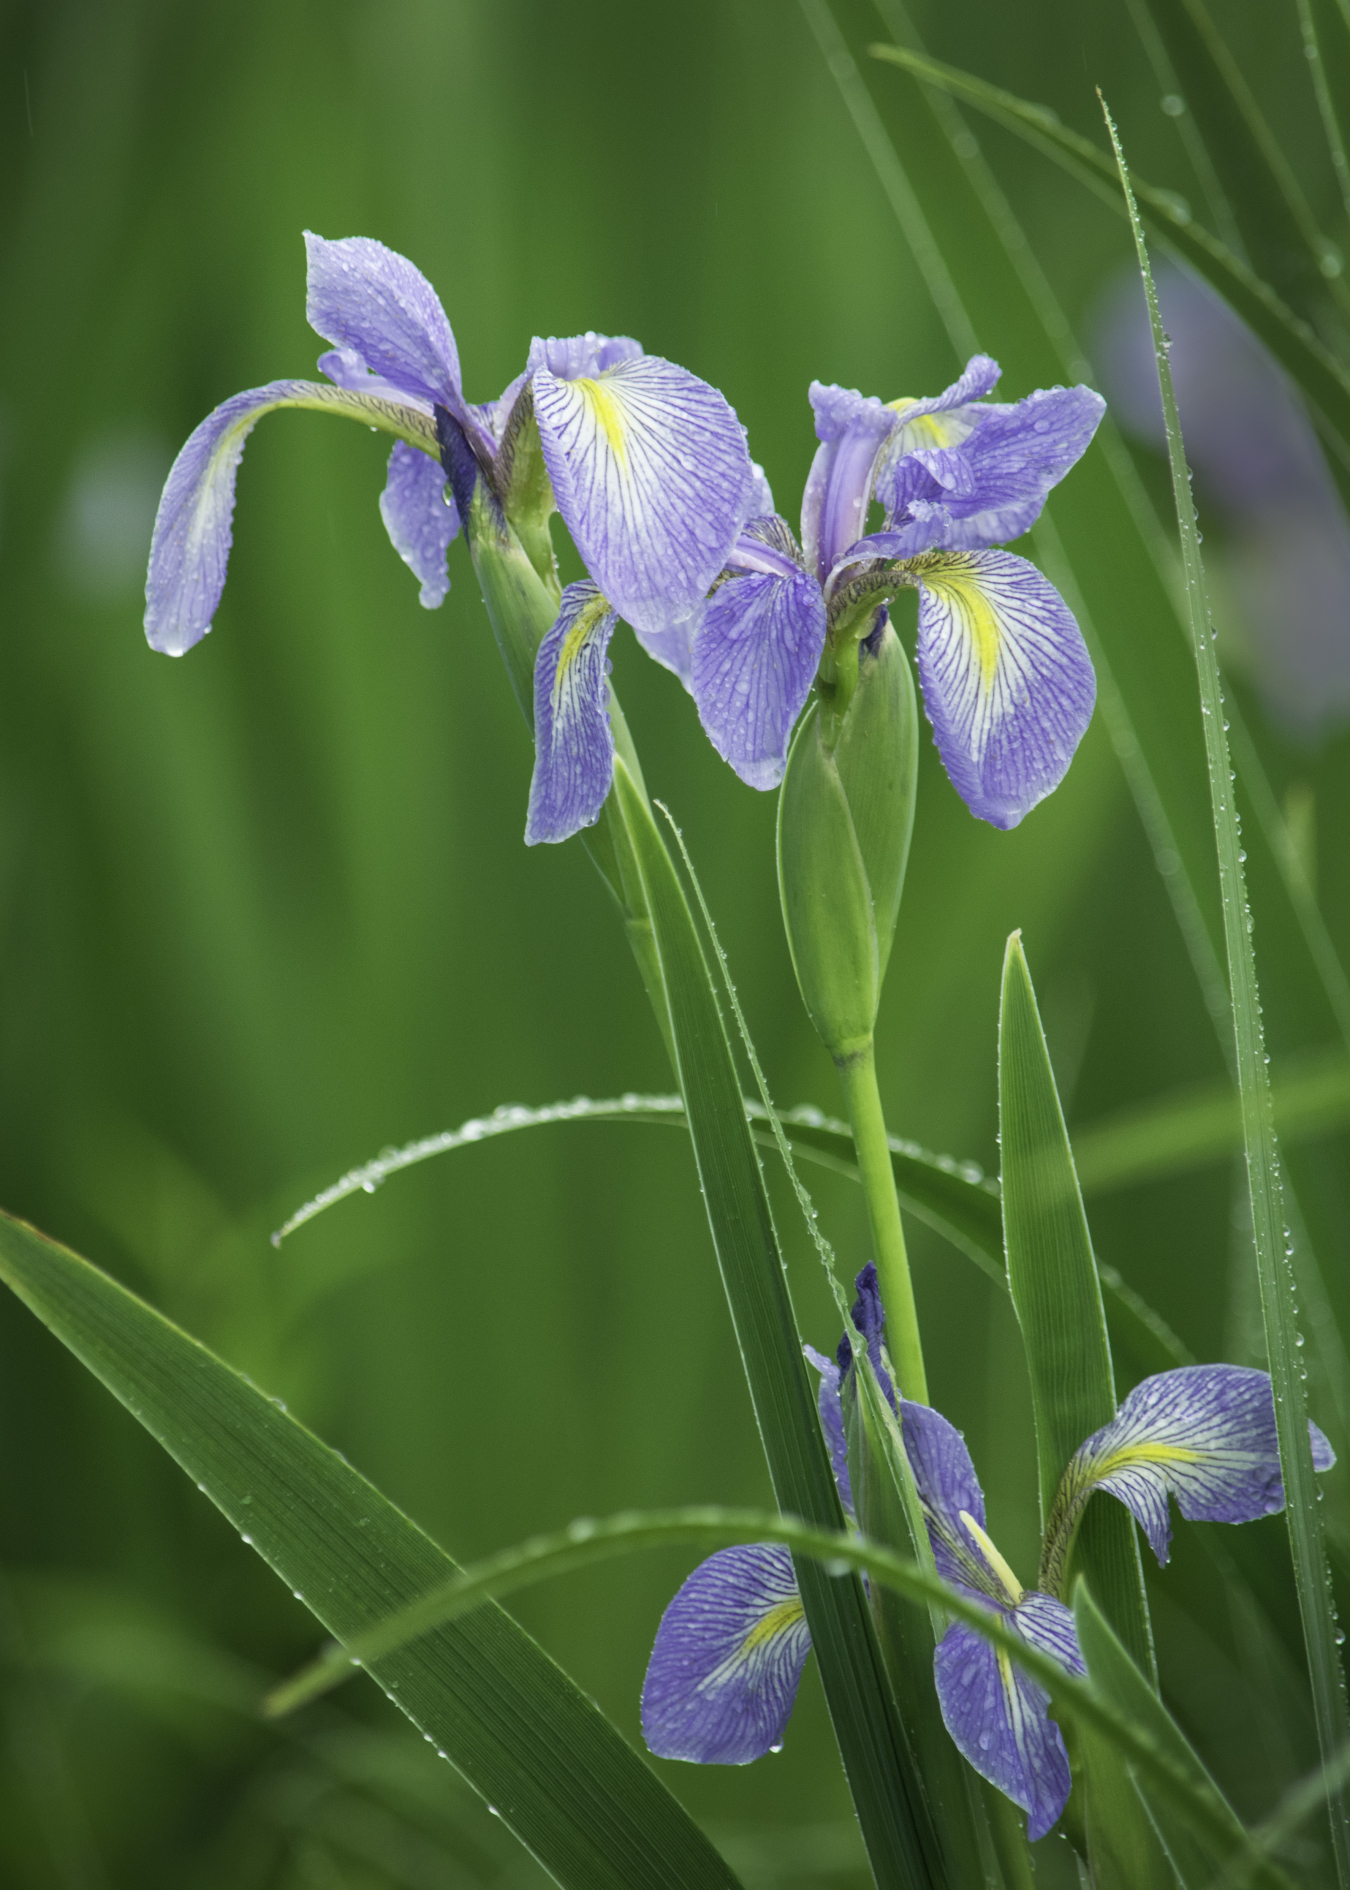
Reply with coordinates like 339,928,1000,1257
525,581,620,845
379,441,459,608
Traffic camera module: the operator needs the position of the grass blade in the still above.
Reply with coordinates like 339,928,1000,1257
866,41,1350,461
264,1505,1289,1888
0,1207,745,1890
1104,99,1350,1886
610,764,944,1890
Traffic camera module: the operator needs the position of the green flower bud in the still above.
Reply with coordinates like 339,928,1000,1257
777,623,918,1062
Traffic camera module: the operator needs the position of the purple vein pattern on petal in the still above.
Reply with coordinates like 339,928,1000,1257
1072,1364,1337,1566
642,1545,811,1764
379,442,459,608
533,355,755,637
804,1345,854,1516
145,379,337,656
525,581,619,846
318,346,434,412
802,384,895,583
692,524,826,789
895,1399,992,1592
876,384,1105,555
304,233,461,414
934,1592,1082,1842
894,355,1002,422
913,549,1096,830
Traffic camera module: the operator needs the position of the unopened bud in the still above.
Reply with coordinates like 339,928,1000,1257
777,623,918,1061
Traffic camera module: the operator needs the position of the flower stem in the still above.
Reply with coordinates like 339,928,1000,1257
837,1041,927,1402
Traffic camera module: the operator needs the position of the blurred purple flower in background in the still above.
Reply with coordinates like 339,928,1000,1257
1096,261,1350,735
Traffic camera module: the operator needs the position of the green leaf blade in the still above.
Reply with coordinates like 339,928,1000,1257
0,1208,744,1890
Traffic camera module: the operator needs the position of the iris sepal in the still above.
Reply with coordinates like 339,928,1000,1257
1037,1363,1337,1594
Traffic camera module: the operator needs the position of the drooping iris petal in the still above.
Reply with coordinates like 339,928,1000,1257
1071,1364,1337,1566
894,1399,998,1595
911,549,1096,830
144,378,437,656
804,1344,853,1516
934,1591,1082,1842
533,354,755,638
525,581,620,846
379,441,459,608
892,354,1002,424
641,1545,811,1764
691,523,826,790
304,232,462,416
802,384,895,583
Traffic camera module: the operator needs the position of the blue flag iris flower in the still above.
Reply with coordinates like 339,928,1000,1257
690,359,1108,828
143,235,759,719
641,1265,1335,1841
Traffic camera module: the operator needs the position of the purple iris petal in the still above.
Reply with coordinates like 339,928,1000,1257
304,233,462,416
641,1544,811,1764
748,461,775,520
379,442,459,608
804,1344,854,1516
527,333,643,380
835,1261,896,1410
894,354,1002,421
1072,1364,1337,1566
802,384,895,583
145,378,338,656
692,521,826,789
525,581,619,846
934,1591,1083,1842
319,345,434,411
875,384,1105,556
912,549,1096,830
532,354,755,638
895,1399,993,1594
632,612,698,690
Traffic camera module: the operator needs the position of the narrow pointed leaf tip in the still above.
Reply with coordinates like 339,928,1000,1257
1069,1364,1335,1565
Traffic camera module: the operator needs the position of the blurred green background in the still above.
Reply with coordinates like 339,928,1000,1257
1,0,1349,1883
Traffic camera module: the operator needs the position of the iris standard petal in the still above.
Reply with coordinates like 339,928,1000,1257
641,1545,811,1764
631,612,698,690
145,378,439,656
934,1590,1082,1842
912,549,1096,830
893,355,1002,424
532,354,755,638
804,1345,854,1515
691,555,826,789
304,232,462,415
525,581,620,845
802,384,896,583
894,1399,991,1590
378,441,459,608
1072,1364,1337,1566
527,333,643,380
921,386,1107,551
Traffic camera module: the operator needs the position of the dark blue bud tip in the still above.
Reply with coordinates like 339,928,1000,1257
436,406,497,525
851,1261,886,1349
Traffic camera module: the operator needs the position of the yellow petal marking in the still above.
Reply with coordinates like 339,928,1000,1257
959,1510,1025,1604
912,552,1003,688
1092,1442,1204,1479
740,1595,807,1653
574,376,629,469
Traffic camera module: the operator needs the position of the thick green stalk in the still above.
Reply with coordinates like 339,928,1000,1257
837,1042,927,1403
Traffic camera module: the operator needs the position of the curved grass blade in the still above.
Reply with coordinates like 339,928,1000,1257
1137,0,1349,318
866,42,1350,460
1105,99,1350,1886
263,1505,1289,1889
999,934,1153,1675
610,764,944,1890
0,1207,745,1890
1000,933,1164,1885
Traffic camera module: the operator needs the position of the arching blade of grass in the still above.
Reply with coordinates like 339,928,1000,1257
865,41,1350,463
262,1505,1290,1890
610,764,944,1890
0,1208,744,1890
1105,101,1350,1888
